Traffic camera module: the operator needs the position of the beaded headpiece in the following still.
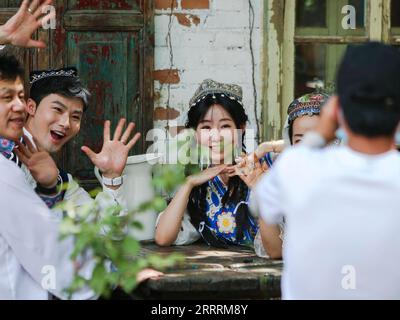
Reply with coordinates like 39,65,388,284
189,79,243,108
287,92,330,123
29,67,78,85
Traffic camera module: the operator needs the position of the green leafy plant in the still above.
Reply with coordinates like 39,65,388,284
58,184,185,299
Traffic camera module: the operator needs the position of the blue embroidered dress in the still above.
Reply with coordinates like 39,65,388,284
202,175,258,246
199,152,275,246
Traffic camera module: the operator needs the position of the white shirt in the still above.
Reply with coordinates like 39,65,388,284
252,145,400,299
0,154,96,300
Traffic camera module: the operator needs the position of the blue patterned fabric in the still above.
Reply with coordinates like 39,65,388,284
0,136,21,166
203,175,258,246
201,153,276,246
261,152,274,167
39,192,64,208
0,137,15,157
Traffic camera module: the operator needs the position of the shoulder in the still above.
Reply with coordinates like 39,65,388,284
271,145,321,175
0,156,39,200
256,146,334,196
0,155,25,183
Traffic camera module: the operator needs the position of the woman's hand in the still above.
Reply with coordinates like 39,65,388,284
187,164,227,188
136,268,163,284
234,152,267,189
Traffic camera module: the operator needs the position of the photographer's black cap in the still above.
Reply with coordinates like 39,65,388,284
337,42,400,113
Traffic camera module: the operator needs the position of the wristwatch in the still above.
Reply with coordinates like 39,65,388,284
102,174,125,186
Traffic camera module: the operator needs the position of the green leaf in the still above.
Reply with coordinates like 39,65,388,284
70,234,91,259
122,237,140,256
120,276,137,293
89,264,108,295
130,220,143,230
152,197,167,212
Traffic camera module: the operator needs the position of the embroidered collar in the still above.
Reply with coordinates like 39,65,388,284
0,137,15,157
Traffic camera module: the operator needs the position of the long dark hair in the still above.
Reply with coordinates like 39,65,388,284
185,93,252,244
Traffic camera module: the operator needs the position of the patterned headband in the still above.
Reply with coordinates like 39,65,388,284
29,67,78,85
189,79,243,108
287,93,329,122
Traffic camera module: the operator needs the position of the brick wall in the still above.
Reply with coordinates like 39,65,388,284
154,0,264,145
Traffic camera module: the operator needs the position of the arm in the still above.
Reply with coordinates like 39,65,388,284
250,155,286,245
155,164,227,247
63,175,128,239
155,181,193,246
254,140,285,159
0,159,96,299
259,219,282,259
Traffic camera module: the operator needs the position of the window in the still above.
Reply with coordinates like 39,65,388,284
262,0,394,140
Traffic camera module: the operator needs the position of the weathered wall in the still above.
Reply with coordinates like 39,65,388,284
154,0,264,143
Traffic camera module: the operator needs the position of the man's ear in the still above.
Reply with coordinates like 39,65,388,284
26,98,37,116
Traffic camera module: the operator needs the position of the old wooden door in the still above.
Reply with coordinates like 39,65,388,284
0,0,154,191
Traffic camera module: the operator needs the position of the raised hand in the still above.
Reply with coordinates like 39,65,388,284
15,134,59,188
0,0,55,48
81,119,141,180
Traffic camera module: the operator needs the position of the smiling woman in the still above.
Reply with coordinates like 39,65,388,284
155,79,268,253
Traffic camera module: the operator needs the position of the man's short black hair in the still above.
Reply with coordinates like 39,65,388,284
29,71,90,111
0,54,24,83
337,42,400,137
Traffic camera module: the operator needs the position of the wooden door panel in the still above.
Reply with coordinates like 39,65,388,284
65,31,141,181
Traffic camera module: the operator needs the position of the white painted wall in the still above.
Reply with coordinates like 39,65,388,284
154,0,264,146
